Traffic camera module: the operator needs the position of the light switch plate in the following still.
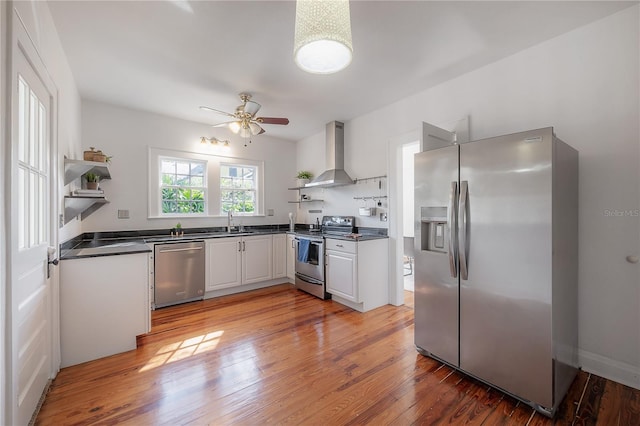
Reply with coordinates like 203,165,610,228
267,209,274,216
117,209,130,219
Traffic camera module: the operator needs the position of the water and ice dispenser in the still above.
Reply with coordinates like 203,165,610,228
419,206,449,253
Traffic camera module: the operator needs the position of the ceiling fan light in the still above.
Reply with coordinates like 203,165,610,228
228,121,241,134
243,100,262,116
238,126,252,138
248,122,263,135
294,0,353,74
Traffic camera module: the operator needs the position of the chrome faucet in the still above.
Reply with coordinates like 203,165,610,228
227,210,234,233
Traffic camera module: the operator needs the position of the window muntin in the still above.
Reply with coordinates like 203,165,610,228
160,158,206,215
220,164,256,214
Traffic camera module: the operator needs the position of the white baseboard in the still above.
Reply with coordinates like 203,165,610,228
579,349,640,390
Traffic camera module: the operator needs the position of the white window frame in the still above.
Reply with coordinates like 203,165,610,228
148,147,264,218
158,156,207,216
220,163,258,215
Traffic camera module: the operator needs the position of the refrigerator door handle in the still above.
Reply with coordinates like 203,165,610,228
448,181,458,278
459,180,469,280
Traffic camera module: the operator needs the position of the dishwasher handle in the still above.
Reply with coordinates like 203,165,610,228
158,246,203,253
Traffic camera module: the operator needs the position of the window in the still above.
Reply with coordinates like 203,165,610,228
160,158,206,214
148,147,264,218
220,164,256,214
17,75,49,249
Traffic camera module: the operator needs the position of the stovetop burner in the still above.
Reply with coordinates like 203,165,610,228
321,215,355,236
294,216,356,238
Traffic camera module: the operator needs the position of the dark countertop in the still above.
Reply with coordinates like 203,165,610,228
288,227,389,242
61,239,152,260
60,225,388,260
60,227,288,260
323,234,388,242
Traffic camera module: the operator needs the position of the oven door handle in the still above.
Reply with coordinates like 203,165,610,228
295,273,324,285
294,238,323,246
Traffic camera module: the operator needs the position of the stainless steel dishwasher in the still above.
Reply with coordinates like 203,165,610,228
154,241,205,308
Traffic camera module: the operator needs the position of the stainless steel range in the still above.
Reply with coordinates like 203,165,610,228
293,216,355,299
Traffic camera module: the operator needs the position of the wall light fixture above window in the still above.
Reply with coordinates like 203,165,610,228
200,136,230,148
293,0,353,74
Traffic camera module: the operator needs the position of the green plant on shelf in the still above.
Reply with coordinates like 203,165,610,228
85,172,99,183
296,171,313,179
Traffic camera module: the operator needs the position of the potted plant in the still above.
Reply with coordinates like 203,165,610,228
296,171,313,187
172,222,183,237
85,172,99,190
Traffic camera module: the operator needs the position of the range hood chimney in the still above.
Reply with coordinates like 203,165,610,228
306,121,354,188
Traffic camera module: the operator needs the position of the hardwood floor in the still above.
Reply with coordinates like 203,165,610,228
36,284,638,425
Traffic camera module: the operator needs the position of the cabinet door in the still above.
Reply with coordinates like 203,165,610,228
286,234,296,280
242,235,273,284
206,237,242,290
272,234,287,279
326,250,358,302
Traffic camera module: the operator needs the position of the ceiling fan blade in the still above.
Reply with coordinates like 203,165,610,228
243,100,261,116
200,106,236,118
256,117,289,125
211,121,236,128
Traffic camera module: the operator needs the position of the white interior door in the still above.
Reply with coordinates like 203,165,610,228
8,15,58,425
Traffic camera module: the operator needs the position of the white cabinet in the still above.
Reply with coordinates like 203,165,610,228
272,233,287,279
286,233,296,282
326,248,358,301
207,234,276,291
60,253,149,367
206,237,242,290
243,234,273,284
326,238,389,313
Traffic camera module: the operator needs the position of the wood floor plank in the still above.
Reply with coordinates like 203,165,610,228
574,374,607,426
594,379,623,425
619,382,640,425
480,394,519,425
34,284,640,426
554,370,589,425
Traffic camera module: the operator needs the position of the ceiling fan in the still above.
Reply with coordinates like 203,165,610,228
200,93,290,141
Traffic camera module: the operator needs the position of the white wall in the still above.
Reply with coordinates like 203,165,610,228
297,6,640,388
80,100,297,233
0,2,7,421
402,142,420,237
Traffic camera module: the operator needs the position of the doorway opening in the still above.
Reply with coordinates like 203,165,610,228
402,142,419,294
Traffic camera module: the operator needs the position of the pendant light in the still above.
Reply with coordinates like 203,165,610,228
294,0,353,74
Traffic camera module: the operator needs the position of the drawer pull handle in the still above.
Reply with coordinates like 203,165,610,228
336,244,343,247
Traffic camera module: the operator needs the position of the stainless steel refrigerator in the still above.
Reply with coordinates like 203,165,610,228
414,127,579,416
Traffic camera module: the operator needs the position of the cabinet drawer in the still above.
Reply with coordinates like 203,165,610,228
326,238,356,253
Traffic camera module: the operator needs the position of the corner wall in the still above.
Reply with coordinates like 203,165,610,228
297,6,640,388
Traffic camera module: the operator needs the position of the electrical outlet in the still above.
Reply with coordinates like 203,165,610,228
267,209,274,216
380,212,388,222
59,214,64,228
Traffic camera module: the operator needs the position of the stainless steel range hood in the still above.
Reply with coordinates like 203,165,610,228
305,121,355,188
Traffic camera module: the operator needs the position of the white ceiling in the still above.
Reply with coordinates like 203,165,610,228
48,1,636,142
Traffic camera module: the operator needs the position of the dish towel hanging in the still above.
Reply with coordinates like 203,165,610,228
297,239,310,262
